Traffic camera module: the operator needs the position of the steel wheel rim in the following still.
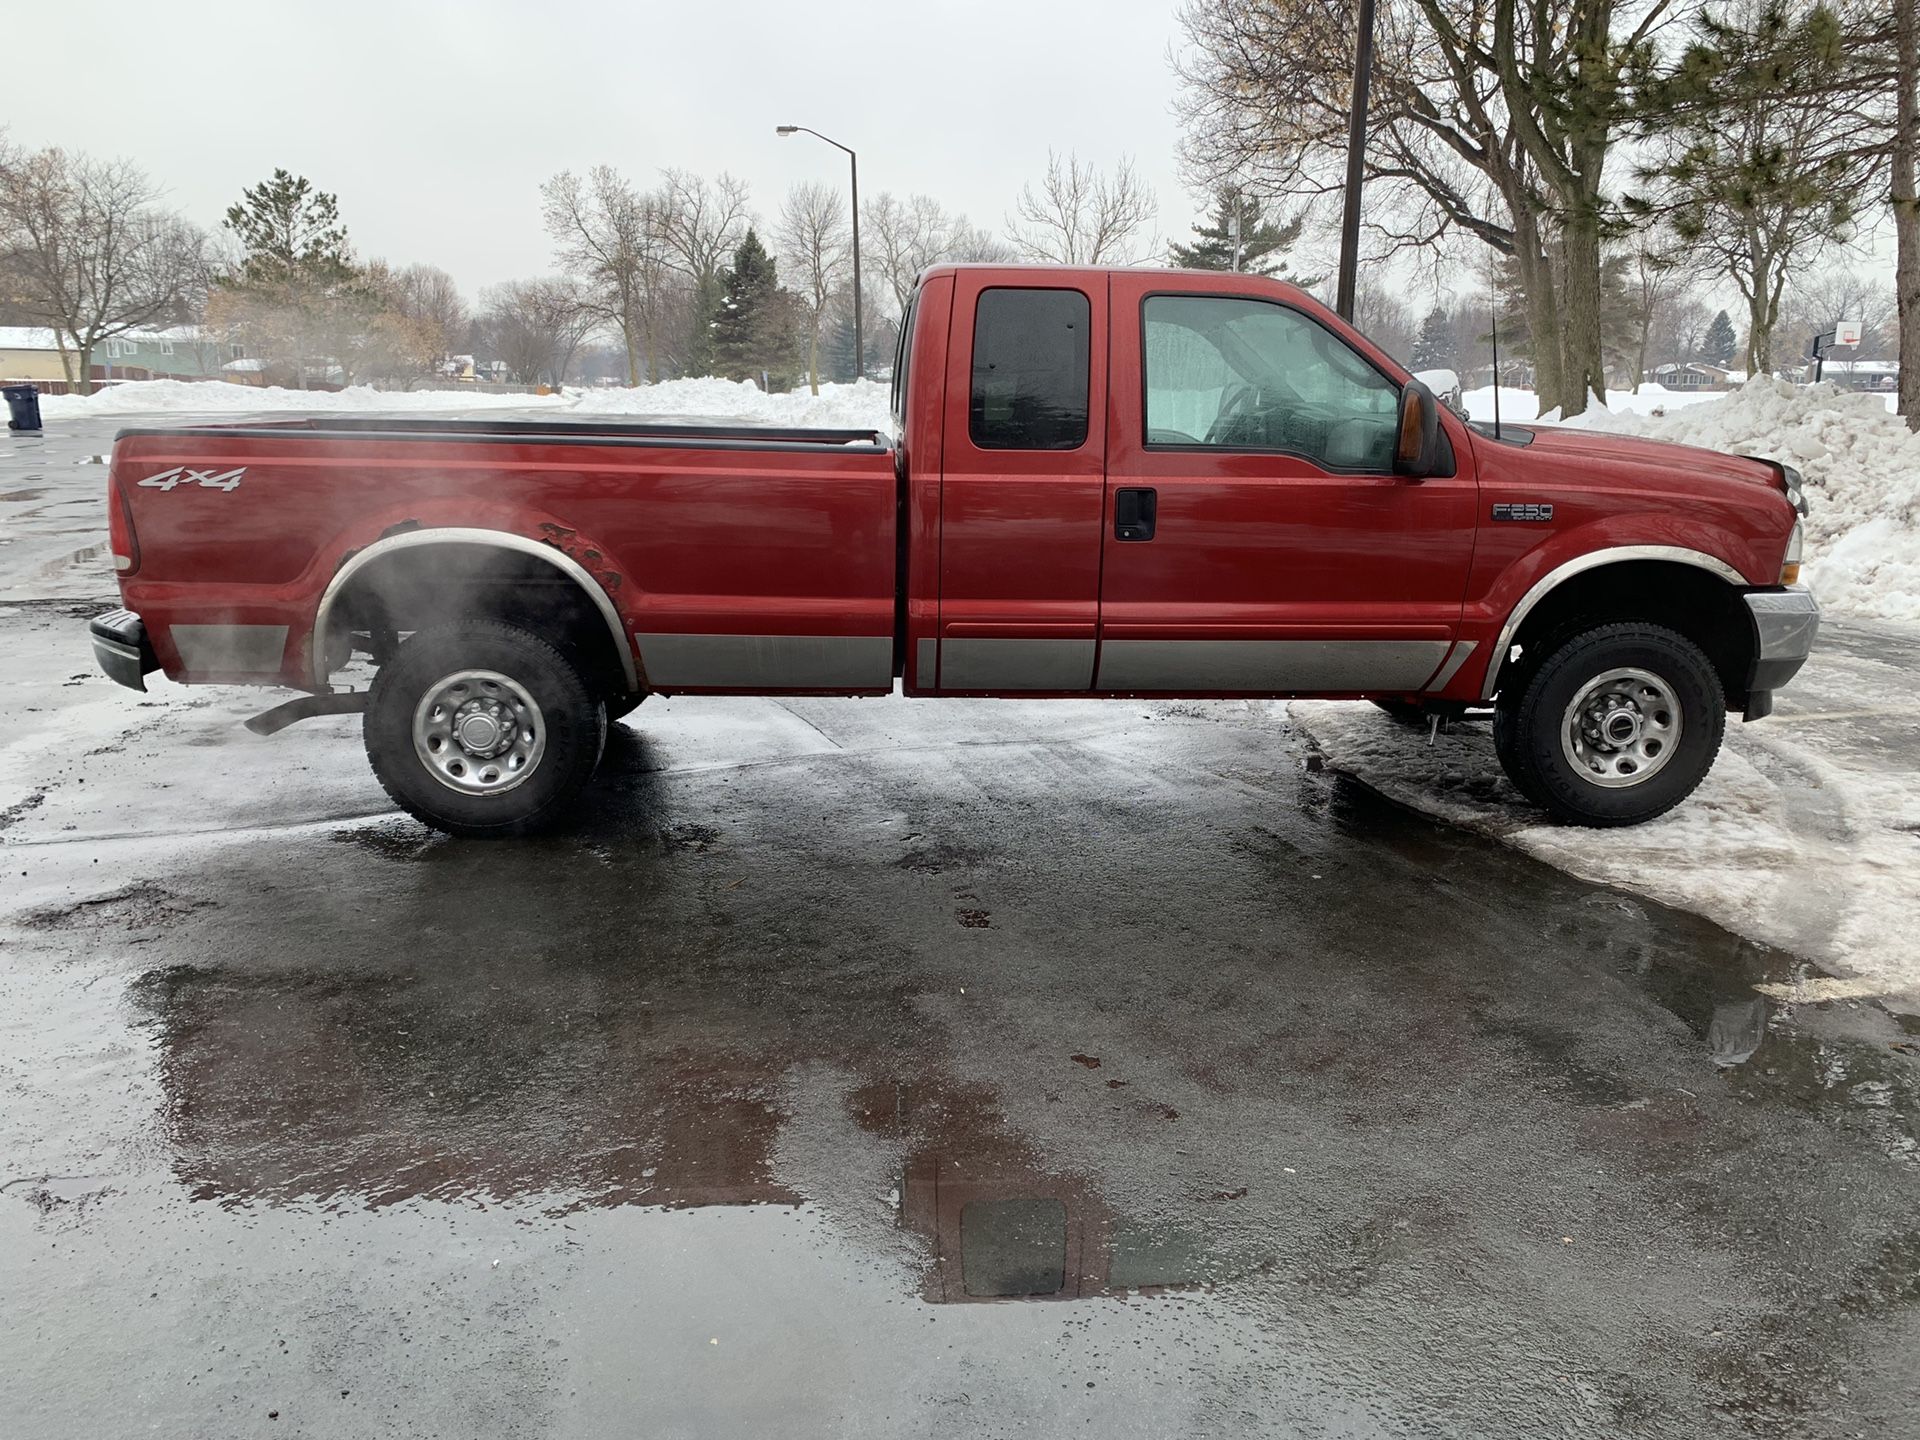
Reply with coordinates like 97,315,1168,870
1561,666,1683,789
412,669,546,796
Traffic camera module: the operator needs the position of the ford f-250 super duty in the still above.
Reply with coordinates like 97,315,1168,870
89,264,1818,837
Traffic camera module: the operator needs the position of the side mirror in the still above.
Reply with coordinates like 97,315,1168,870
1394,378,1449,478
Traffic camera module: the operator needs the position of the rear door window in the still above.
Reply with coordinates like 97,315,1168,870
969,288,1090,451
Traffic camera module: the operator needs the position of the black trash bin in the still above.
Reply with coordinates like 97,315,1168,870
4,384,43,433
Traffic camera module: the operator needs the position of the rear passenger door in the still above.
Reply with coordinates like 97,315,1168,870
931,274,1107,692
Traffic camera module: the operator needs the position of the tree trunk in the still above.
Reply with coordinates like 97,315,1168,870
808,320,821,396
1556,207,1607,417
1897,0,1920,431
1506,204,1564,417
73,341,94,397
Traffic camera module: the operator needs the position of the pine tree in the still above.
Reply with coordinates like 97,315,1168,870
216,170,361,389
223,170,353,288
1168,188,1308,280
1702,309,1738,367
1410,306,1452,371
710,229,800,387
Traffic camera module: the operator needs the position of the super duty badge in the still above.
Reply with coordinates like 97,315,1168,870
1492,502,1554,522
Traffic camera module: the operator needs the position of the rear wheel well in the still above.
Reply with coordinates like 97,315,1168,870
322,541,635,702
1492,561,1755,709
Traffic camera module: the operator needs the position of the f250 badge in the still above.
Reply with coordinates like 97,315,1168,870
1492,502,1553,522
137,466,246,492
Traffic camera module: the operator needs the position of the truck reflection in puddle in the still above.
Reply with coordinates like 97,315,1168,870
129,962,1220,1304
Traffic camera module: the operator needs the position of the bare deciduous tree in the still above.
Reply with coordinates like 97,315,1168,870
654,168,750,373
481,276,597,386
1006,151,1157,265
542,166,670,384
0,143,205,393
776,182,852,394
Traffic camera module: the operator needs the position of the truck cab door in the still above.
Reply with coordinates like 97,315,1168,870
928,273,1108,692
1094,272,1478,695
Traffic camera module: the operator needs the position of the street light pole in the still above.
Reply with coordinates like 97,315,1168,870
776,125,863,380
1334,0,1377,322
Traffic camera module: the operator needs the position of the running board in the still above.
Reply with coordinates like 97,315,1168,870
244,691,368,736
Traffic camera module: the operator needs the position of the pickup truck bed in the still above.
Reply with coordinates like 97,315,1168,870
107,414,902,695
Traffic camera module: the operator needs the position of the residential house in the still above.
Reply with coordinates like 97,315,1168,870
0,326,245,388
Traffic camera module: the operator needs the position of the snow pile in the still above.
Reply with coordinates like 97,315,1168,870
1290,697,1920,1012
1461,382,1732,424
39,379,570,417
1560,378,1920,622
36,375,896,433
564,377,892,432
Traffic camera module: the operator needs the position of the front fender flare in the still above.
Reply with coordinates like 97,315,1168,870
1477,544,1746,700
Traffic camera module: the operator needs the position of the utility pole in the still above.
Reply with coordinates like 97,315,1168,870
777,125,863,379
1334,0,1377,322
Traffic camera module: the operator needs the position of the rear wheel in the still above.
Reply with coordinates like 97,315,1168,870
1499,623,1724,826
364,620,606,837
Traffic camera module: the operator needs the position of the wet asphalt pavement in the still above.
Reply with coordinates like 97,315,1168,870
3,417,1918,1438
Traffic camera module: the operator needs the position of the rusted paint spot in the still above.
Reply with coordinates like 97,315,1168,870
597,570,622,592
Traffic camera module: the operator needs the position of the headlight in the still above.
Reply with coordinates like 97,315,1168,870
1780,519,1803,586
1778,463,1808,516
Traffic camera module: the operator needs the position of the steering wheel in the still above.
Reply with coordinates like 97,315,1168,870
1206,385,1258,445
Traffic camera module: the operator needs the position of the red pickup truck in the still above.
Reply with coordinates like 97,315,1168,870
90,264,1816,837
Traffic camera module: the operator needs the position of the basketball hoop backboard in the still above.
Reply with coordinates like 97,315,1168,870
1834,319,1863,347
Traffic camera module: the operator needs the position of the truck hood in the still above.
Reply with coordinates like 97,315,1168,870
1507,423,1778,492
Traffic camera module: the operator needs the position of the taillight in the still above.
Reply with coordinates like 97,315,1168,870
108,475,139,577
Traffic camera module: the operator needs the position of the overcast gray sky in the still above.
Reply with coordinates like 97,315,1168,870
14,0,1205,300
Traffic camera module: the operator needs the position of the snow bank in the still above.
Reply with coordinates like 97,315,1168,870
1557,378,1920,622
1461,382,1731,424
39,378,571,417
37,375,896,431
562,377,892,431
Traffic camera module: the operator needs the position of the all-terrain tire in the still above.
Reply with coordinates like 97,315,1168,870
364,620,606,838
1504,623,1725,827
1492,703,1549,805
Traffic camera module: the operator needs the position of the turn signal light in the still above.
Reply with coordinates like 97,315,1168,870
1779,520,1803,586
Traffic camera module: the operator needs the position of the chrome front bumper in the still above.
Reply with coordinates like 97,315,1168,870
90,608,159,692
1743,589,1819,710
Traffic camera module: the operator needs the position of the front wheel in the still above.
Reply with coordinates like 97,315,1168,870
1498,623,1725,827
364,620,606,837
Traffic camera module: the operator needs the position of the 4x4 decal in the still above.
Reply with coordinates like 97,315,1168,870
137,466,246,492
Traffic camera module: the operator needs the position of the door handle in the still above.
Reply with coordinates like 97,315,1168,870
1114,487,1157,541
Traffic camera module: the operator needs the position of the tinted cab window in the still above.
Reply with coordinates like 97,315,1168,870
1142,295,1398,470
970,288,1090,450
